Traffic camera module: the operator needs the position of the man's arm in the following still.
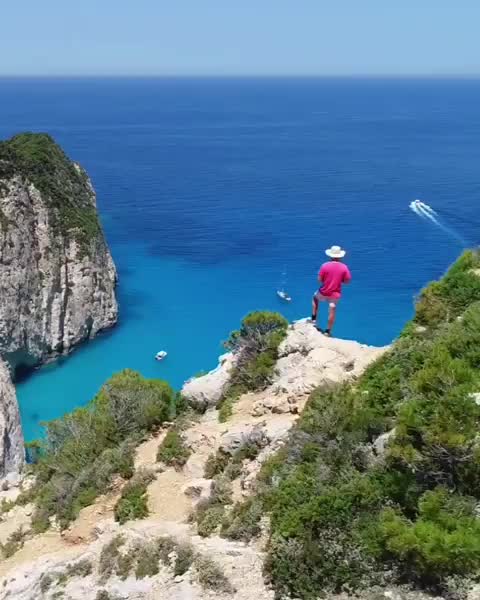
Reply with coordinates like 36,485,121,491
343,265,352,284
318,265,326,284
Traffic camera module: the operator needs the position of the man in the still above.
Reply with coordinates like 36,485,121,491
310,245,351,336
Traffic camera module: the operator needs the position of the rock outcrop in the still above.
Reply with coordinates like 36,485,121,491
183,319,388,416
0,133,118,372
182,353,236,411
0,360,23,476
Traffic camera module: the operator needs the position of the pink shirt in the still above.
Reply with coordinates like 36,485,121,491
318,261,351,299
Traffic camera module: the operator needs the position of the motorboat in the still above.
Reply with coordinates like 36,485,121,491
277,289,292,302
155,350,167,361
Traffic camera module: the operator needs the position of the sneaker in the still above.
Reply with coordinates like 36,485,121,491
308,316,317,325
324,329,332,337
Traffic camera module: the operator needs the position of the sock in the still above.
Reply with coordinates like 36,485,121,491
311,314,316,321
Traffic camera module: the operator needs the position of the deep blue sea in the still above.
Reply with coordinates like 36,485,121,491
0,78,479,440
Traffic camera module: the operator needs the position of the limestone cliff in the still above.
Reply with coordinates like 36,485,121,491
0,132,118,476
0,133,118,372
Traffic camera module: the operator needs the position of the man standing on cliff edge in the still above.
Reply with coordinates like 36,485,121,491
310,245,351,337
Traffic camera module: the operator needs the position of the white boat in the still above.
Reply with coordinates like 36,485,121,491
277,289,292,302
155,350,167,361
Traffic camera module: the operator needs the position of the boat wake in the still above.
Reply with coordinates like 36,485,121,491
409,199,468,246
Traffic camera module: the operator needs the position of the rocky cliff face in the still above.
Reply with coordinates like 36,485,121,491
0,132,118,476
0,133,118,372
0,360,23,476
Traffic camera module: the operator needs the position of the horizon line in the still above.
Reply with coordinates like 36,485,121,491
1,73,480,80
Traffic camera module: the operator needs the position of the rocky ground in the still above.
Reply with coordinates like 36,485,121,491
0,321,389,599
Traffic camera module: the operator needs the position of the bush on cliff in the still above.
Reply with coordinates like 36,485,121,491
30,369,179,529
156,430,191,468
224,252,480,598
114,470,155,525
414,249,480,328
217,311,288,419
0,132,101,245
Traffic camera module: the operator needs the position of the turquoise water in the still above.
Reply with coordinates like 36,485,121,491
0,77,479,441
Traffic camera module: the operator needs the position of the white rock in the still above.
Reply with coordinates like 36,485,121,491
182,478,211,499
373,429,396,457
470,393,480,406
182,353,236,411
5,471,21,487
270,320,388,398
220,424,269,455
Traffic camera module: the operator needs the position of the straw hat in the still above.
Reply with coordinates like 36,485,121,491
325,245,346,258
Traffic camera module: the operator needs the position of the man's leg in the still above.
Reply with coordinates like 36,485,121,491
311,292,319,323
325,302,337,336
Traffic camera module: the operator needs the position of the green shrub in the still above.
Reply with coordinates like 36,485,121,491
30,509,50,534
225,311,288,390
29,370,176,529
415,282,450,327
217,311,288,420
0,133,101,246
157,430,191,468
265,527,380,600
98,535,125,582
218,395,235,422
414,250,480,328
194,556,234,592
114,471,154,525
117,546,137,580
157,536,177,564
0,498,14,515
204,442,261,481
204,451,230,479
64,558,93,578
197,505,225,537
173,542,194,576
135,542,160,578
0,526,28,558
40,573,54,593
221,497,263,541
193,476,233,537
377,489,480,580
95,592,114,600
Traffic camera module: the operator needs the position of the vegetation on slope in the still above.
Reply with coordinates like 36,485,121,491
114,470,155,524
222,250,480,599
217,310,288,420
96,534,232,591
18,309,284,533
27,369,182,530
156,429,191,468
0,132,101,246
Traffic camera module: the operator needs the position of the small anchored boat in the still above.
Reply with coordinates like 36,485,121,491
277,268,292,302
155,350,168,361
277,289,292,302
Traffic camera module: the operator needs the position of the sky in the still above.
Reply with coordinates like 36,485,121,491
1,1,479,77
